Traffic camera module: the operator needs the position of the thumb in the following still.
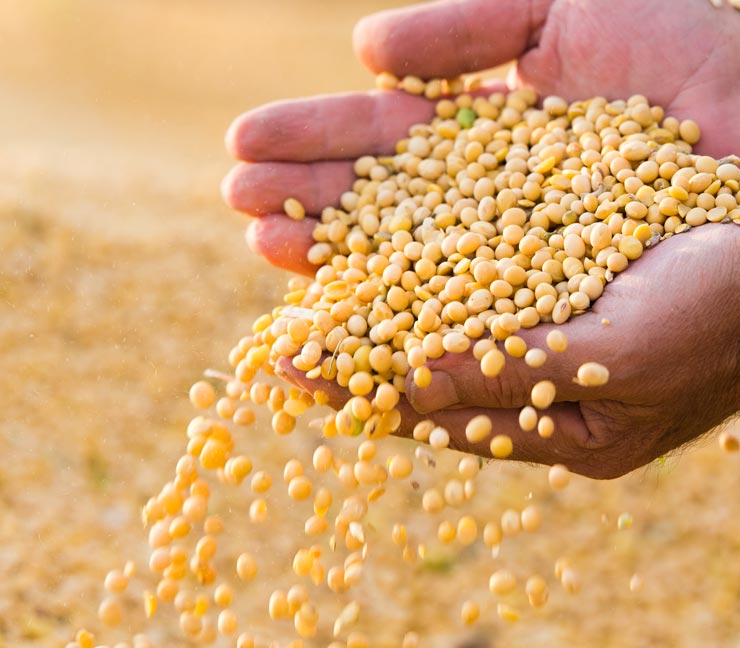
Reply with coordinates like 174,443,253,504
406,309,618,414
353,0,552,79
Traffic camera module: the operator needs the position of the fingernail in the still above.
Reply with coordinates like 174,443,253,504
408,371,459,414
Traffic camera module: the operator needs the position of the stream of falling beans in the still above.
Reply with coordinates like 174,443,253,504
68,78,740,648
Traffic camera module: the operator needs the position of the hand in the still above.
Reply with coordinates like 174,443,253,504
223,0,740,272
277,223,740,479
223,0,740,478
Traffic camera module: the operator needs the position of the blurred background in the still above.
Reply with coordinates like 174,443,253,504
1,1,740,647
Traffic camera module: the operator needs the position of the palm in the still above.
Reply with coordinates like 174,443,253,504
277,224,739,479
518,0,739,155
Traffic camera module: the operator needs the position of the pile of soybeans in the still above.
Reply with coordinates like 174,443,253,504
67,81,740,648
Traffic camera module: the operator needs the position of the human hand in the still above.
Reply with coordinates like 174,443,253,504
277,223,740,479
223,0,740,478
223,0,740,273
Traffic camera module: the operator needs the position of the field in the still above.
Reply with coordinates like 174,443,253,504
1,2,739,647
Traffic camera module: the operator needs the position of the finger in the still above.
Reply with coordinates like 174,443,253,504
406,309,620,414
432,402,650,480
353,0,552,78
274,357,611,478
407,402,608,477
226,76,511,164
222,160,354,216
246,214,317,276
226,91,435,163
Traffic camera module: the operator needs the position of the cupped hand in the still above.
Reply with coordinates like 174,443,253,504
222,0,740,477
223,0,740,272
276,223,740,479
